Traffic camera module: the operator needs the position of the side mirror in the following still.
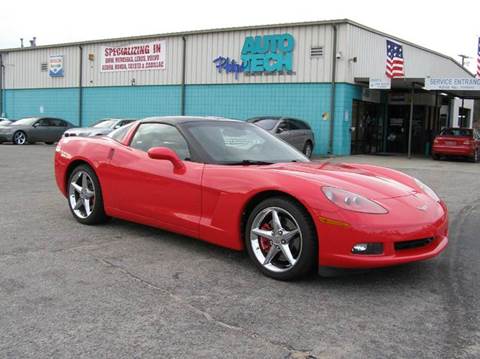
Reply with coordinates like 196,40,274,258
32,122,40,128
277,126,286,134
147,147,185,172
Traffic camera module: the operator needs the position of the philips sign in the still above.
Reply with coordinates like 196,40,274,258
213,33,295,79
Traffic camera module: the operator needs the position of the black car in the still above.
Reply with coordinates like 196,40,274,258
64,118,135,137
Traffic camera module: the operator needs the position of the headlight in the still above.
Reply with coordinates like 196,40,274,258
322,187,388,214
414,178,440,202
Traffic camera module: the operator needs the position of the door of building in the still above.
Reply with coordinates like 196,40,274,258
351,100,382,154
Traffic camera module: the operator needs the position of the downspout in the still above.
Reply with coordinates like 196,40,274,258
328,24,338,155
180,36,187,116
0,53,3,117
78,46,83,126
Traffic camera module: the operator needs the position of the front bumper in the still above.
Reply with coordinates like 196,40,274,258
314,195,448,269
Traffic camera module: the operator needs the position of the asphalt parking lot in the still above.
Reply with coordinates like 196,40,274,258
0,145,479,359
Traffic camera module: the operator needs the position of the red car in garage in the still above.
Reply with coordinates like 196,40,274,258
432,128,480,162
54,117,448,280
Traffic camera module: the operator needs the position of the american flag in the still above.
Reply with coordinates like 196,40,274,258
477,37,480,78
386,40,405,78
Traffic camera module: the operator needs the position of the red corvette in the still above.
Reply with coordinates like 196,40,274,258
432,128,480,162
55,117,448,280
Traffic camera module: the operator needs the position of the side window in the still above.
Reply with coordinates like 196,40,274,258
35,118,51,127
277,120,290,133
130,123,191,160
286,119,301,130
292,119,309,130
109,122,134,142
50,119,65,127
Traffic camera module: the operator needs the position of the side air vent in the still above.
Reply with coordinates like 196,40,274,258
41,63,48,72
310,46,324,58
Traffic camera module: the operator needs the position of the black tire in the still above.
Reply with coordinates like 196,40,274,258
470,149,479,163
13,131,27,145
45,142,54,145
432,153,440,161
303,141,313,158
245,196,317,280
67,164,108,225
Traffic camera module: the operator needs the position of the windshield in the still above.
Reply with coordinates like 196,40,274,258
12,118,38,126
93,119,116,128
440,128,472,137
251,118,279,131
183,121,309,164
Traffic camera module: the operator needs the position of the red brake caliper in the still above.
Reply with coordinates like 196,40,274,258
259,223,272,254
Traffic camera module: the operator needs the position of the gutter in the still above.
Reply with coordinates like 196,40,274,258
180,36,186,116
328,24,338,155
78,46,83,126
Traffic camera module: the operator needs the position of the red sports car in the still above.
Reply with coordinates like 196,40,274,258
54,117,448,280
432,127,480,162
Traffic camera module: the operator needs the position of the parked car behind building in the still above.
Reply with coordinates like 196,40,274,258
247,117,315,158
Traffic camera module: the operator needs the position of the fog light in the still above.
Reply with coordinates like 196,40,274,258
352,243,383,254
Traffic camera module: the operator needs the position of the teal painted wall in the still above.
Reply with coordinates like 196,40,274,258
4,88,80,125
4,83,362,155
82,86,182,126
185,83,362,155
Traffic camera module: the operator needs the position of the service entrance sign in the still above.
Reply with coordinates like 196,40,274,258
425,77,480,91
369,78,391,89
100,41,166,72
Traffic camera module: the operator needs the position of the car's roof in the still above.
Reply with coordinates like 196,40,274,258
248,116,282,121
140,116,241,125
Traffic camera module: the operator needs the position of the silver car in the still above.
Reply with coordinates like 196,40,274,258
0,117,74,145
248,117,315,158
63,118,135,138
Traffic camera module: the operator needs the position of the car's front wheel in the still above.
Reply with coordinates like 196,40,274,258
13,131,27,145
68,164,108,225
245,197,317,280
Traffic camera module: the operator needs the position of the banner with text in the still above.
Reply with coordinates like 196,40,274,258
101,41,166,72
425,77,480,91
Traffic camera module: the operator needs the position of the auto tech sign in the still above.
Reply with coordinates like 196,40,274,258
100,40,166,72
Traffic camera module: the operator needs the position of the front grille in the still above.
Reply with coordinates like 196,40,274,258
395,237,434,251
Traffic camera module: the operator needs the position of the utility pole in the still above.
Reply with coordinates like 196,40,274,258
458,54,471,127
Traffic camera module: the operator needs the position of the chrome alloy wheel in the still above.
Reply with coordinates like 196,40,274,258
14,132,26,145
250,207,303,273
68,170,96,219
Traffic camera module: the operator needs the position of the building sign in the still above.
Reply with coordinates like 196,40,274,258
213,33,295,79
425,77,480,91
101,41,166,72
369,78,391,89
48,55,64,77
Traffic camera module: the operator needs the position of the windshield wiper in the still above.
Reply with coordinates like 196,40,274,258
223,160,274,165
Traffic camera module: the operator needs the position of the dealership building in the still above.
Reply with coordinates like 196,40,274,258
0,19,478,156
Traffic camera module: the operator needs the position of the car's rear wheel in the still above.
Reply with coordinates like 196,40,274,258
68,164,108,225
245,197,317,280
303,141,313,158
470,149,479,163
13,131,27,145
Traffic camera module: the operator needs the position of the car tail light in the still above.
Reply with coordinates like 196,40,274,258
433,138,439,144
463,139,473,145
322,187,388,214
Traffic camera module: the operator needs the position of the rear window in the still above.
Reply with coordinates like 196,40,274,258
440,128,472,137
251,118,279,130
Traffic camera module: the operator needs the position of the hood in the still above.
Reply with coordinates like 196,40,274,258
268,162,416,200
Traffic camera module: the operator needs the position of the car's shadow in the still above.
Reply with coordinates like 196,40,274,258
91,217,439,287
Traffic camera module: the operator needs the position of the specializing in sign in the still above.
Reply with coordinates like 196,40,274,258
101,41,166,72
369,78,391,89
213,33,295,79
49,55,64,77
425,77,480,91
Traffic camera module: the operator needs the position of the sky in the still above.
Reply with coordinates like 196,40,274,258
0,0,479,73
